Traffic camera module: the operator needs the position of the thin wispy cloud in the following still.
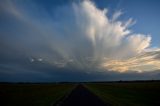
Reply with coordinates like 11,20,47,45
102,49,160,72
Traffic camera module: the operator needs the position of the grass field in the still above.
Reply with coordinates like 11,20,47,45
1,82,160,106
0,83,75,106
86,82,160,106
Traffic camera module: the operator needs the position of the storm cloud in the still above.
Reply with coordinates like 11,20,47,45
0,0,160,82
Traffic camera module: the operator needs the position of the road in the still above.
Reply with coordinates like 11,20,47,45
55,84,109,106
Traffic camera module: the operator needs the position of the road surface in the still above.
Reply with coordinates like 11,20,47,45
55,84,109,106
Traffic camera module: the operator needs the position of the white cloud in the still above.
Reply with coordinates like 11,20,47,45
1,0,160,73
112,10,123,21
101,49,160,72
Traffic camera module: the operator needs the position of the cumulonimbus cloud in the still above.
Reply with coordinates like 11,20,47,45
0,0,160,74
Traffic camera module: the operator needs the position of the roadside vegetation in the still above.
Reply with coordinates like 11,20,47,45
86,82,160,106
0,83,75,106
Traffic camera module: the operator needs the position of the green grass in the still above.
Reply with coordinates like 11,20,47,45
86,82,160,106
0,83,75,106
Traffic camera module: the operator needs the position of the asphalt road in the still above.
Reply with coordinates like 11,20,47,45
56,84,108,106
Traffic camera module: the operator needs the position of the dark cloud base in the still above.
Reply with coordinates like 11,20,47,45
1,67,160,82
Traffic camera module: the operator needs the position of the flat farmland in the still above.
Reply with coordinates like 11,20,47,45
1,82,160,106
0,83,75,106
86,82,160,106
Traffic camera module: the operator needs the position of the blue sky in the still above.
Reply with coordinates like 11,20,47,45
0,0,160,82
29,0,160,47
113,0,160,48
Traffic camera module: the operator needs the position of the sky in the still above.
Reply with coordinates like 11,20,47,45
0,0,160,82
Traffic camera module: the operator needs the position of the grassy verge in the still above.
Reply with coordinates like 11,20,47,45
0,83,75,106
86,82,160,106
